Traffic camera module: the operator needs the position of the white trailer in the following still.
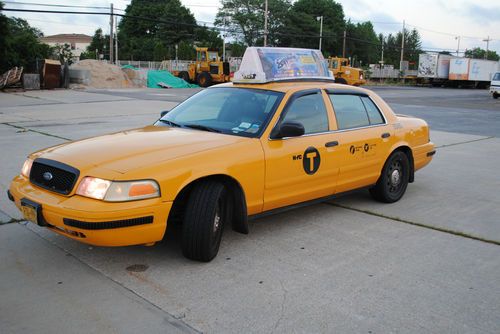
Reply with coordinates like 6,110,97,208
449,58,500,87
418,53,455,80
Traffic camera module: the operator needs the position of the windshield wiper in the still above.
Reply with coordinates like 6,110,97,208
183,124,221,133
158,119,182,127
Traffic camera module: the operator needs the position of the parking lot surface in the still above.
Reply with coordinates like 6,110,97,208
1,86,499,333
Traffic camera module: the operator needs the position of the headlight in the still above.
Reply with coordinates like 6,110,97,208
76,177,160,202
21,158,34,177
76,177,111,200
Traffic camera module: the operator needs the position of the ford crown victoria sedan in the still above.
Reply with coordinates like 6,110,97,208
8,80,435,262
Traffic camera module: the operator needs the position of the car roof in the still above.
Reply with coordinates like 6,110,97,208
214,81,371,95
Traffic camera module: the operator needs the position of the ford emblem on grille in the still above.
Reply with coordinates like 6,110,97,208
43,172,53,181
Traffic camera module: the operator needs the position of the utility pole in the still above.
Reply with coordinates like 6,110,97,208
400,20,405,63
222,17,226,60
455,36,460,57
342,30,346,58
115,16,118,64
109,3,114,63
263,0,268,46
381,37,384,65
483,36,492,59
317,16,323,51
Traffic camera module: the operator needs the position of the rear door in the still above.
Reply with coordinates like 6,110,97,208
326,91,394,193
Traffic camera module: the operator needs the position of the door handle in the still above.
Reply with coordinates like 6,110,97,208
381,132,391,138
325,141,339,147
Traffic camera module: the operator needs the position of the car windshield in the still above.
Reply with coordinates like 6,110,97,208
155,87,284,137
493,72,500,81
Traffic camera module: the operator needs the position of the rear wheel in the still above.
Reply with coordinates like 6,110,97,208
335,77,348,85
196,72,212,87
369,151,410,203
178,71,190,83
182,180,228,262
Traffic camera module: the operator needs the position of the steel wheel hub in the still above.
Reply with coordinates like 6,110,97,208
390,169,401,186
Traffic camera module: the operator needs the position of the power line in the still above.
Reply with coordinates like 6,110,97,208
2,1,110,10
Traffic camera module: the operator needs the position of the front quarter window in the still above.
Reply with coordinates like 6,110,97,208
156,88,283,137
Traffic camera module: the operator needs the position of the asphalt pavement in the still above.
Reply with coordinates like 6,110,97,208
0,86,499,333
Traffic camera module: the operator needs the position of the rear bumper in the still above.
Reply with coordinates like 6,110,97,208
413,141,435,171
9,175,171,247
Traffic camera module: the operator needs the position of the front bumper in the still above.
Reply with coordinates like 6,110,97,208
9,175,172,246
490,86,499,94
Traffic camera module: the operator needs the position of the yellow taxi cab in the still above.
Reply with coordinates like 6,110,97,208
8,47,435,262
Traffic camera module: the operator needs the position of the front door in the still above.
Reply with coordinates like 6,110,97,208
261,90,341,211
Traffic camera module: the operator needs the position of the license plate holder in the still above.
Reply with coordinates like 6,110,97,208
20,198,45,226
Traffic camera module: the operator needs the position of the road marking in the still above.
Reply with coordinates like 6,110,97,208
436,136,495,149
325,202,500,246
2,122,71,141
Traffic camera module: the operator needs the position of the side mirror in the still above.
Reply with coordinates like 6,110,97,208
272,121,305,139
160,110,170,118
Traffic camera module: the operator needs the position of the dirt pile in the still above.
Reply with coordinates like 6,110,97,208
71,60,134,88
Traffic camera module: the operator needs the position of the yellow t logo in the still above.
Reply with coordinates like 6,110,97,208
306,151,317,171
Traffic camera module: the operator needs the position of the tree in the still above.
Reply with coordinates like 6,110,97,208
344,20,379,65
227,42,247,57
81,28,108,59
118,0,200,61
53,43,74,65
194,26,223,50
215,0,290,47
380,28,422,67
0,1,9,69
464,47,499,61
278,0,345,56
2,17,52,72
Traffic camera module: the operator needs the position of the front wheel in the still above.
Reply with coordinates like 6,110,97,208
369,151,410,203
178,71,190,83
182,180,229,262
493,92,499,99
196,72,212,87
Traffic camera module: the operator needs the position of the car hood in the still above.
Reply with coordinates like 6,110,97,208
34,125,247,174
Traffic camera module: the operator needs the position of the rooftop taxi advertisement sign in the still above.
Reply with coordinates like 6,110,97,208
234,47,332,83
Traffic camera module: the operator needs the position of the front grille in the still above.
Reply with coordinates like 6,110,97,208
30,158,80,195
63,216,153,230
210,65,219,74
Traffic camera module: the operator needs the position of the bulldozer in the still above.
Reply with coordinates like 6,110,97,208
327,57,366,86
172,47,230,87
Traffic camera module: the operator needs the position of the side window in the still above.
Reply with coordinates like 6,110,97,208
361,97,384,125
282,93,329,134
329,94,385,130
329,94,370,129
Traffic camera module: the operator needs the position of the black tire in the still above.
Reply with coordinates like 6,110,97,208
178,71,190,83
369,151,410,203
182,180,229,262
493,92,499,99
196,72,212,87
335,77,348,85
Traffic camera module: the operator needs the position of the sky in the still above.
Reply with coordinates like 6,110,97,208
3,0,500,58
